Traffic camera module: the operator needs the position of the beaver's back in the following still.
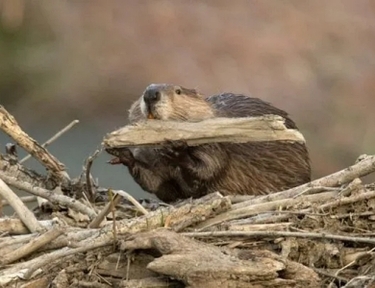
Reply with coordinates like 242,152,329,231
206,93,298,128
199,93,311,195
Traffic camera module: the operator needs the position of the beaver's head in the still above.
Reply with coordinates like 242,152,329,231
140,83,212,121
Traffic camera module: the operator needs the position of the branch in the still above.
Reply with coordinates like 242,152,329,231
0,172,97,220
0,105,68,182
181,230,375,245
233,154,375,209
102,115,306,148
0,179,43,233
19,119,79,164
0,226,64,266
1,196,37,207
195,190,339,230
0,218,56,235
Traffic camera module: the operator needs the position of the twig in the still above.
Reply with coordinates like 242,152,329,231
1,195,37,207
244,178,365,225
109,189,117,242
87,189,148,229
318,190,375,212
182,230,375,245
0,178,43,233
0,226,64,265
331,211,375,219
84,148,101,202
0,105,68,182
0,172,97,219
113,189,148,215
312,268,348,284
88,193,122,229
22,239,109,279
102,115,306,149
0,218,56,235
19,119,79,164
195,191,338,230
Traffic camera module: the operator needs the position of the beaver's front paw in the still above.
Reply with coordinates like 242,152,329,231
106,147,135,167
164,139,188,151
159,140,189,162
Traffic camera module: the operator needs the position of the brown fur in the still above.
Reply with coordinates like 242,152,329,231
115,84,311,203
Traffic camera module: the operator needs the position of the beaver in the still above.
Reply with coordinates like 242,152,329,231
107,84,311,203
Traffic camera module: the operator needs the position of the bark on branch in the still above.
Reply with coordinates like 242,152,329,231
0,105,68,183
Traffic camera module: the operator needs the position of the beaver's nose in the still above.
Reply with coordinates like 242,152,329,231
143,89,161,103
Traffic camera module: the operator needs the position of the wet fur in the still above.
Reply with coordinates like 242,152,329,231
124,85,311,203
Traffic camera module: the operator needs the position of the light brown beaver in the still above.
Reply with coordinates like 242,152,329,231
107,84,311,203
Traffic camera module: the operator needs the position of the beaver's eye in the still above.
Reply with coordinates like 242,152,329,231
175,89,181,95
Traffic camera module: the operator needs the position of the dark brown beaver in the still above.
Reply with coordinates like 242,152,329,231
108,83,311,203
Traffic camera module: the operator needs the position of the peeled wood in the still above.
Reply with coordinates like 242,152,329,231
0,179,43,233
119,228,320,288
102,115,306,148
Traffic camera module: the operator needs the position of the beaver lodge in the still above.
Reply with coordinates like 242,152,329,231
1,104,375,288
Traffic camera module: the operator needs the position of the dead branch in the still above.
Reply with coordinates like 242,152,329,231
19,119,79,164
84,148,101,201
195,190,338,230
88,193,122,229
102,115,306,149
0,155,50,190
0,226,64,266
0,178,43,233
0,193,231,286
226,222,293,232
0,218,56,236
0,172,97,219
238,154,375,208
182,230,375,245
88,189,148,229
0,105,69,183
1,195,37,207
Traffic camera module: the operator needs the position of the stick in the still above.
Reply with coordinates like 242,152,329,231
22,240,108,280
182,230,375,245
0,178,43,233
113,189,148,215
233,154,375,209
19,119,79,164
0,226,64,265
1,195,37,207
0,172,97,219
195,190,338,230
102,115,306,149
84,148,101,202
88,189,148,229
0,218,56,235
88,193,122,229
0,105,68,181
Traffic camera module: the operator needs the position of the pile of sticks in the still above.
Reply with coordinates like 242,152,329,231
1,105,375,287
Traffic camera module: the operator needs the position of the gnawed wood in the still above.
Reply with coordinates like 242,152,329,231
119,228,320,288
102,115,306,149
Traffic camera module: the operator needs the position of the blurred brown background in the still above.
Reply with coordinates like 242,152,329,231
1,0,375,200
